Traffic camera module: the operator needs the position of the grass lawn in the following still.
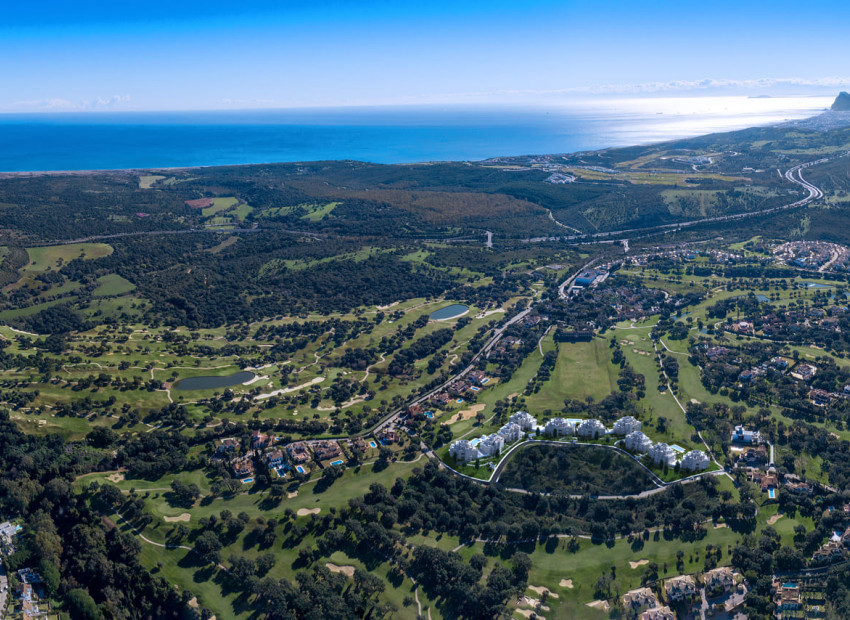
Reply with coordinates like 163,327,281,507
526,338,618,412
138,174,165,188
300,201,340,221
93,273,137,297
202,197,239,217
23,243,113,274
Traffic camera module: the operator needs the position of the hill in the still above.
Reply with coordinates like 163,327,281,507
831,91,850,111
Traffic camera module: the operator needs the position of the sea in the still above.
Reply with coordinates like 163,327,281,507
0,96,834,172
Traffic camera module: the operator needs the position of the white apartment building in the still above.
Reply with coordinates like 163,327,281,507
576,418,607,439
624,430,653,453
498,422,523,442
613,415,642,436
509,411,537,431
680,450,710,472
544,417,575,437
449,440,480,462
477,434,505,457
648,442,677,467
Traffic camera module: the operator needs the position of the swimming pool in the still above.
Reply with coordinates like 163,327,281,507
330,459,344,466
480,378,489,384
369,441,377,448
242,478,253,484
469,437,482,447
470,386,481,392
274,467,287,477
670,444,686,454
768,488,776,499
424,411,435,418
296,465,306,474
456,398,464,403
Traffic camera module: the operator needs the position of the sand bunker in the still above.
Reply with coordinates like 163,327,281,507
287,491,299,499
586,600,610,612
326,563,355,577
451,403,486,424
528,585,558,599
297,507,321,516
187,597,198,608
559,579,573,589
164,513,191,523
714,522,728,529
107,472,125,483
767,513,784,525
629,559,649,569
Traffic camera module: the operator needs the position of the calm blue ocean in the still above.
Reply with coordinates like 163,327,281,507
0,97,832,172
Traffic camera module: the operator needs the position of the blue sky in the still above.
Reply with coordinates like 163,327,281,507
3,0,850,112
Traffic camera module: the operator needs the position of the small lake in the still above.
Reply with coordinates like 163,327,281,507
173,371,255,391
732,294,769,302
429,304,469,320
803,282,832,289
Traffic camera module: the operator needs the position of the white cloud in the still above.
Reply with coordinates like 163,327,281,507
3,94,131,112
559,77,850,95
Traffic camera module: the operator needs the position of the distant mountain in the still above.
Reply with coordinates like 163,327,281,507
831,92,850,111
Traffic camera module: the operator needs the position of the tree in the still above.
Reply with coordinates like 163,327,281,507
66,588,103,620
194,531,223,563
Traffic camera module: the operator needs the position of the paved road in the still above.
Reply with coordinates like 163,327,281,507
532,155,840,245
0,561,7,620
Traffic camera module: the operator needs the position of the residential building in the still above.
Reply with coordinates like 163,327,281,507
680,450,710,472
467,370,488,385
613,415,642,436
703,567,734,595
498,422,523,442
314,441,341,461
379,429,399,444
449,440,480,463
809,388,832,406
251,431,270,450
624,431,653,453
730,425,762,444
622,587,657,615
448,381,471,397
576,418,607,439
738,446,769,466
639,607,675,620
775,581,802,613
665,575,697,602
812,541,846,566
407,404,424,417
509,411,537,431
431,392,451,406
792,363,817,381
786,481,813,496
478,434,505,457
232,455,254,478
544,417,574,437
757,473,779,492
287,443,312,464
263,449,284,469
216,437,239,457
648,442,677,467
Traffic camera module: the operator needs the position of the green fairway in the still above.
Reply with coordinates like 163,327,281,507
526,338,618,411
23,242,113,273
93,273,137,297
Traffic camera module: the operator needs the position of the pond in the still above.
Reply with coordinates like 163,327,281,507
429,304,469,320
172,370,256,391
803,282,832,289
732,294,769,302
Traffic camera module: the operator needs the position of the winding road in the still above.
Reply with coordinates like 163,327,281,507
533,154,840,245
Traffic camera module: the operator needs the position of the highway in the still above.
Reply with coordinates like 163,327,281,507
532,154,841,246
